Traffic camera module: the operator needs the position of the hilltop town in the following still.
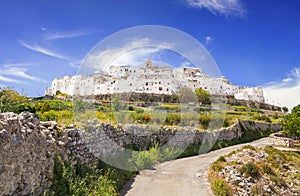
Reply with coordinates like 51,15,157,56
45,60,265,103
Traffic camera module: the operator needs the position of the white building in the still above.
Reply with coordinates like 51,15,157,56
45,60,265,103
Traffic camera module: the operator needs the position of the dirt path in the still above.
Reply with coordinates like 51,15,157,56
123,137,272,196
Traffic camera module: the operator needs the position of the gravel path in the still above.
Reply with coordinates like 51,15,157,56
123,137,272,196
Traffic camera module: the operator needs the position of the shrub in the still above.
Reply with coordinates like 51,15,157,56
239,162,260,178
281,104,300,137
0,89,29,113
272,113,278,119
270,175,287,188
241,145,257,151
251,181,268,195
131,147,160,170
258,162,277,176
195,88,211,104
253,115,271,123
15,103,36,114
134,108,144,114
234,106,247,111
155,104,181,111
48,156,118,196
210,177,233,196
37,110,74,125
128,105,134,111
73,99,89,113
165,113,181,125
199,114,211,129
216,156,226,163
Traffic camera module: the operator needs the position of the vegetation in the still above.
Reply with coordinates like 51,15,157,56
281,104,300,137
46,156,120,196
195,88,211,104
239,162,260,178
282,106,289,113
0,88,35,114
1,88,295,195
210,177,233,196
176,87,197,103
209,145,300,196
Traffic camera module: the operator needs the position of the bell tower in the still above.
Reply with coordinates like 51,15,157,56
145,59,152,68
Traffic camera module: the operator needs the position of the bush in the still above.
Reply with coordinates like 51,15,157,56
35,100,72,113
47,156,118,196
199,114,211,129
239,162,260,178
37,110,73,125
258,162,277,176
234,106,247,111
73,99,89,113
272,113,279,119
15,103,36,114
128,105,134,111
165,113,181,125
210,177,233,196
134,108,144,114
0,89,29,113
155,104,181,111
131,146,160,170
253,115,271,123
281,104,300,137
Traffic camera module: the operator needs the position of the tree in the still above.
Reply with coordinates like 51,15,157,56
112,95,122,111
0,88,29,113
176,87,197,103
282,106,289,113
73,99,88,113
281,104,300,137
195,88,211,104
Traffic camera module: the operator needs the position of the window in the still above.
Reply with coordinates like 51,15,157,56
159,87,163,91
145,82,148,86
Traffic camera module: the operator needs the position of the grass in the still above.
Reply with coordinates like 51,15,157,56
239,162,261,178
209,145,300,196
209,173,234,196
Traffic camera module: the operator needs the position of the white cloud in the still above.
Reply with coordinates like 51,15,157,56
183,0,246,17
83,38,174,72
0,75,20,83
0,64,47,83
19,40,71,61
263,67,300,111
45,31,90,40
180,61,192,67
205,36,213,45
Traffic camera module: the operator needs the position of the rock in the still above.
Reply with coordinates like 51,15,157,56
282,164,290,171
0,112,59,195
57,141,65,146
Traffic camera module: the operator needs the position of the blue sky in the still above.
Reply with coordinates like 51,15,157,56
0,0,300,109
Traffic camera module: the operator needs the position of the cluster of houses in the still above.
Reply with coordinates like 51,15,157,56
45,60,265,103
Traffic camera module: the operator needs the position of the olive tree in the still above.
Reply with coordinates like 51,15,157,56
281,104,300,137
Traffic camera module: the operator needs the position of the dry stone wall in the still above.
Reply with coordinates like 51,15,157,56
0,112,281,195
